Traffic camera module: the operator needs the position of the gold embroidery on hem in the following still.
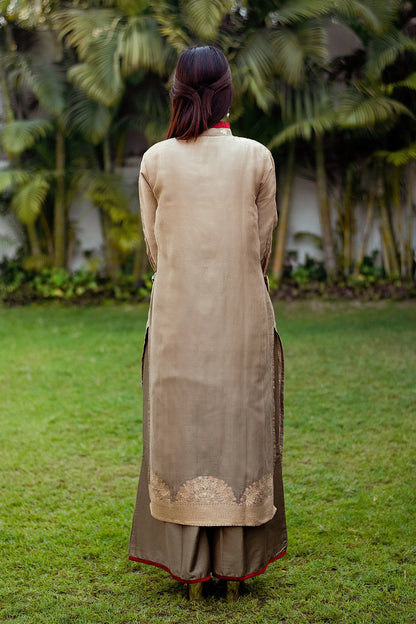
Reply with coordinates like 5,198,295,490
149,473,171,502
150,500,276,527
149,473,273,508
239,474,272,506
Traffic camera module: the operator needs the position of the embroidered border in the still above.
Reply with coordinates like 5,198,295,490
149,472,275,526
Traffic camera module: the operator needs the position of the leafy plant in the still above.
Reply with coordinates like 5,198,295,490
290,254,327,285
351,250,385,283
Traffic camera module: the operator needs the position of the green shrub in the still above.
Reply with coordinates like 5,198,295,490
0,255,153,303
290,255,326,285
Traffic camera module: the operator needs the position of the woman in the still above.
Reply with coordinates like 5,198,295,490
129,45,287,600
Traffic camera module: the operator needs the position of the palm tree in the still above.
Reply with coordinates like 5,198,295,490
56,3,168,107
149,0,331,282
3,55,70,267
269,0,416,280
2,0,415,284
54,1,170,277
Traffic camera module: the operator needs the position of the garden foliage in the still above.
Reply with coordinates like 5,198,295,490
0,0,415,292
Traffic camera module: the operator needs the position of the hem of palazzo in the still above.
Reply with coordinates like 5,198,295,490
213,550,287,581
128,557,211,584
128,550,286,584
149,501,276,527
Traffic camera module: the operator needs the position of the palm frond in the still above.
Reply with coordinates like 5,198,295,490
82,171,130,217
245,75,276,112
384,72,416,94
233,32,277,110
294,21,329,63
276,0,331,25
68,59,123,107
269,111,336,149
235,29,276,84
270,29,306,87
118,16,166,75
278,0,399,34
0,0,45,27
0,169,32,193
365,32,416,81
182,0,231,41
55,9,121,62
150,0,191,53
278,83,333,123
65,91,113,144
11,175,50,225
333,0,399,35
337,86,413,128
375,144,416,166
0,120,53,155
20,60,66,117
116,0,149,16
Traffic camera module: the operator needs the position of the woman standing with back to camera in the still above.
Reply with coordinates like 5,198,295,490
129,45,287,601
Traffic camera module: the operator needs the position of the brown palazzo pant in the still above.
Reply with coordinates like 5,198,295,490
128,333,287,583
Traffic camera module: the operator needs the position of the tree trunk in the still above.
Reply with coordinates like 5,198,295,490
271,142,295,283
101,135,120,280
380,189,400,278
53,121,66,267
0,68,15,126
405,163,415,279
343,165,354,277
27,222,41,257
354,182,375,276
381,229,391,276
1,25,17,125
39,209,54,259
391,167,406,278
315,133,337,280
115,131,127,169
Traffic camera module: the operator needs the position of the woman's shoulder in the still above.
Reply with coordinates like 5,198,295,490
231,135,272,155
140,135,274,172
142,138,177,161
229,136,275,170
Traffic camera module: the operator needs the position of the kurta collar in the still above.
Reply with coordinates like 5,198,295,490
200,127,232,137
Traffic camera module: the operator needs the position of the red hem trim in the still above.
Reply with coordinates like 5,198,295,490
213,550,286,581
129,550,286,584
129,557,211,584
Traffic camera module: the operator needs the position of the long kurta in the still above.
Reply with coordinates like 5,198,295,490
129,126,286,579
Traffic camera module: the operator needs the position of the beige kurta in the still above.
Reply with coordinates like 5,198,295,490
138,126,283,527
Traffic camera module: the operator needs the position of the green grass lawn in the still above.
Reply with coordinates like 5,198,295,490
0,301,415,624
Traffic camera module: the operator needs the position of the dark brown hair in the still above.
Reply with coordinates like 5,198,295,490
167,46,233,141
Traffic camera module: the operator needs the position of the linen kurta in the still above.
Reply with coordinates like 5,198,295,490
132,127,285,533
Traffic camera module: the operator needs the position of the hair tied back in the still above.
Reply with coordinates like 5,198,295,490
167,47,233,141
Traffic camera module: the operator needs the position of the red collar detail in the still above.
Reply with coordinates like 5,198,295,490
212,121,231,129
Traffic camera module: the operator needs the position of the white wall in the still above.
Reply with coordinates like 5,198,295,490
286,177,324,265
286,176,415,269
0,82,414,273
1,171,414,272
69,199,104,272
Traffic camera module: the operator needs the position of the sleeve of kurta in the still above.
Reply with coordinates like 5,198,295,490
138,160,158,271
256,151,278,275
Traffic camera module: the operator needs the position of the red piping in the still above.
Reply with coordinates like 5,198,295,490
129,557,211,583
212,121,231,129
129,550,286,584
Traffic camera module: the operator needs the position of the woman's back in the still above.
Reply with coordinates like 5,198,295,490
141,127,275,278
140,126,278,527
